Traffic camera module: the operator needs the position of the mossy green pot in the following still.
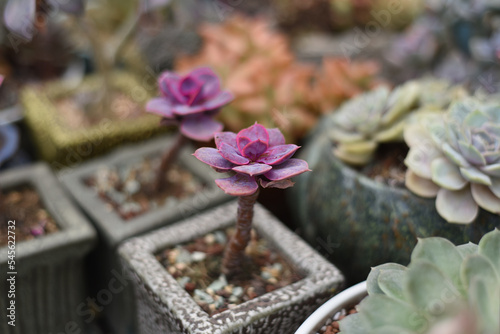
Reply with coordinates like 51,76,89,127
289,122,500,283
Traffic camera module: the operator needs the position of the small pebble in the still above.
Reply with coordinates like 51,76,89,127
232,286,244,298
191,251,206,262
194,290,214,304
124,180,140,195
204,234,216,245
208,275,227,291
214,231,227,244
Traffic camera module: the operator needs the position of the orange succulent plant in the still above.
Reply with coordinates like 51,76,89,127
176,15,382,143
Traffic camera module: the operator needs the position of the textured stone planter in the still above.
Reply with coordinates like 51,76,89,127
60,135,231,333
289,124,500,282
0,163,96,334
119,201,344,334
295,281,367,334
22,71,167,168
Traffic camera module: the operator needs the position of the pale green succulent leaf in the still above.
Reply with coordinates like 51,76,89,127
374,118,406,142
459,166,492,185
431,157,468,191
461,254,499,291
457,140,487,166
484,123,500,137
468,277,500,333
367,263,407,295
378,268,407,301
405,170,440,198
407,261,462,314
484,105,500,122
481,163,500,178
411,237,464,290
339,141,378,154
483,152,500,165
442,143,470,168
436,187,478,224
456,242,478,258
404,123,430,148
464,110,490,128
358,295,419,330
405,145,441,179
381,81,419,126
339,313,369,334
478,229,500,276
329,128,366,143
471,184,500,215
333,146,374,166
490,178,500,198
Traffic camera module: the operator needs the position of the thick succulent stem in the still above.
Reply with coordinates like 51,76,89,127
222,188,260,279
155,132,187,192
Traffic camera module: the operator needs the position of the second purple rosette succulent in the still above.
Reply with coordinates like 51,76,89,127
147,67,234,141
194,123,311,196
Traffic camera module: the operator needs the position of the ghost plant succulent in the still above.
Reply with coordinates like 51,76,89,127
329,81,420,165
194,123,310,277
340,229,500,334
404,98,500,224
146,67,234,191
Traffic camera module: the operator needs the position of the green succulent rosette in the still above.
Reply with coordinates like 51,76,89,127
329,81,420,165
340,229,500,334
404,98,500,224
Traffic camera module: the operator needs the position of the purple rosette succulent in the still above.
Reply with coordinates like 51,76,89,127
146,67,234,141
194,123,311,196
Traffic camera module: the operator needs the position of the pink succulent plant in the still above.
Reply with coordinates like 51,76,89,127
194,123,311,196
146,67,234,141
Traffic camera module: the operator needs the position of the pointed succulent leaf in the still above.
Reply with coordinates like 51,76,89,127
404,145,441,179
411,237,464,290
232,163,272,176
180,115,223,141
381,81,419,126
457,140,486,166
215,132,238,150
241,140,268,161
471,184,500,215
461,254,499,291
478,229,500,276
358,295,419,330
374,118,406,142
377,268,407,301
329,128,366,143
257,144,299,165
267,128,286,146
146,98,174,118
263,158,310,181
367,263,407,296
436,187,478,224
456,243,478,258
199,90,234,111
481,163,500,177
236,123,269,146
219,142,249,165
215,174,258,196
405,170,440,198
407,260,462,313
334,146,373,166
459,166,492,186
193,148,234,171
468,277,500,333
464,110,490,128
442,143,471,168
431,157,468,191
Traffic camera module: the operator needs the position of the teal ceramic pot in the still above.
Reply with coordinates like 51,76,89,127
289,119,500,283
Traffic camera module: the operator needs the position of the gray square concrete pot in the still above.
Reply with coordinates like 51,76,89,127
60,135,231,333
119,201,344,334
0,163,97,334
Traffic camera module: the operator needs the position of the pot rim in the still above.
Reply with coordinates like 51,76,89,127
294,281,367,334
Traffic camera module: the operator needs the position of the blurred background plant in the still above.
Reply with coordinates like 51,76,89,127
271,0,423,34
176,15,383,143
386,0,500,89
